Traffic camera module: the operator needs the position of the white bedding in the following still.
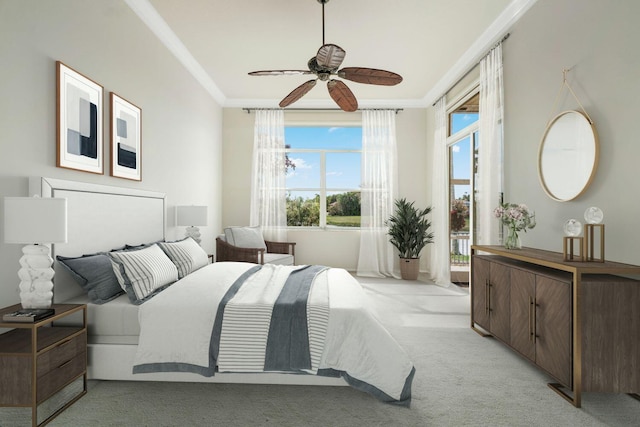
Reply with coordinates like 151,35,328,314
133,262,414,403
65,293,140,344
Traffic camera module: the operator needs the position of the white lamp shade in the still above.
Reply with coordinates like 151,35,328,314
4,197,68,244
176,205,208,226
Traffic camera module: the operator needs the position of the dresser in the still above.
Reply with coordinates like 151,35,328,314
471,245,640,407
0,304,87,426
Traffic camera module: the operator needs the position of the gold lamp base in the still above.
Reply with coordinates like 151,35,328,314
563,236,584,262
584,224,605,262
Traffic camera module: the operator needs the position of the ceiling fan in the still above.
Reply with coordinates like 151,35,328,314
248,0,403,112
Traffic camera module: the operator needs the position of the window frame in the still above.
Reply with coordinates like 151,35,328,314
284,124,363,229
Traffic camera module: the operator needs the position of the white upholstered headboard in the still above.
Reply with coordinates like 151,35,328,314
30,177,166,303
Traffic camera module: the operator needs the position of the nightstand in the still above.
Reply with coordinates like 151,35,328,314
0,303,87,427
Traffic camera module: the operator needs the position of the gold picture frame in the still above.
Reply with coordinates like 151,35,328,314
56,61,104,174
110,92,142,181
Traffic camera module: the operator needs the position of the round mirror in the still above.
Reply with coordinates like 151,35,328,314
538,110,599,201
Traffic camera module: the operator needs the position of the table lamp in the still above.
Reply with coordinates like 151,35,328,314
3,196,68,309
176,205,207,245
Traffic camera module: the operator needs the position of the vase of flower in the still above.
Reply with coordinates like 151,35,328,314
504,226,521,249
494,202,536,250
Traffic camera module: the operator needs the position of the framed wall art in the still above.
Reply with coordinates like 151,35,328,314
110,92,142,181
56,61,104,174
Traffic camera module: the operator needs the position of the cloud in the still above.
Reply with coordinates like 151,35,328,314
289,157,312,169
327,171,343,176
452,145,461,153
328,127,342,133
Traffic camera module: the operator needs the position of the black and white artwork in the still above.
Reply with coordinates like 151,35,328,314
57,61,104,174
110,93,142,181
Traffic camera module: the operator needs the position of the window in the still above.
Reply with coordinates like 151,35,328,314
285,126,362,228
448,91,479,270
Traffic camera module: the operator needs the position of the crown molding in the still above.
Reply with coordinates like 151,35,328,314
124,0,226,105
422,0,538,106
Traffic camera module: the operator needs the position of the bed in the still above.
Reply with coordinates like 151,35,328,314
35,177,414,406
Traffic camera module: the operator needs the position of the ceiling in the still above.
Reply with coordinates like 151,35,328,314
131,0,535,109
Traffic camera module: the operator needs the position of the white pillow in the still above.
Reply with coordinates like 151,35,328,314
158,237,209,279
224,226,267,250
109,244,178,304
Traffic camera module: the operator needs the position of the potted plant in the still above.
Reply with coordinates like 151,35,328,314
387,198,434,280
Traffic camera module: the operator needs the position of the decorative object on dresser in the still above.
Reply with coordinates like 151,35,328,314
3,196,68,309
386,198,433,280
56,61,104,174
562,218,584,261
538,69,599,202
110,92,142,181
493,202,536,250
176,205,208,245
583,206,604,262
471,245,640,408
0,303,87,427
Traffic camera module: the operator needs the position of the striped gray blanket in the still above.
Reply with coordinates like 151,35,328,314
211,264,329,373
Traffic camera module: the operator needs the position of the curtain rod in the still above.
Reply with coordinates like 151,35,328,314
242,108,403,114
432,32,510,106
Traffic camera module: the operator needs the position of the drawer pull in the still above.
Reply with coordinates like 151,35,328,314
532,298,538,343
56,340,72,349
58,359,73,369
529,296,533,342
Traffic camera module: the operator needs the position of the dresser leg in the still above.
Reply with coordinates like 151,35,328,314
548,383,581,408
629,393,640,402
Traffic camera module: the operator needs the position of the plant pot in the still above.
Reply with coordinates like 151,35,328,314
399,257,420,280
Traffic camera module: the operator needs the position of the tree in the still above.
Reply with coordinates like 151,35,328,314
450,198,469,232
286,194,319,226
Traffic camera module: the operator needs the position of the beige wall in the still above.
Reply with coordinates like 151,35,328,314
502,0,640,264
0,0,223,307
221,108,430,271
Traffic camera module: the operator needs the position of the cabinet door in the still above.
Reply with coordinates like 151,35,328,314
510,268,535,361
535,276,572,387
489,262,510,343
472,257,490,330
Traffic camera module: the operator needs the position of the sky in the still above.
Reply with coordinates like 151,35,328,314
285,126,362,192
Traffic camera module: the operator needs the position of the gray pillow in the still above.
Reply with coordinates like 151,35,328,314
224,226,267,250
56,253,124,304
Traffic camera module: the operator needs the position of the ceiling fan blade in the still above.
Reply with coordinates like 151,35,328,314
327,80,358,112
279,80,317,108
316,44,346,70
249,70,313,76
338,67,403,86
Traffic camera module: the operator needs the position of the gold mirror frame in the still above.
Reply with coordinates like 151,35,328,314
538,110,599,202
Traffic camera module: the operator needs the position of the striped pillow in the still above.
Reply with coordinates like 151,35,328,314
158,237,209,279
109,244,178,304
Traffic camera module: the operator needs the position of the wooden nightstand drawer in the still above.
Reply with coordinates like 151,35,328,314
37,331,87,377
37,351,86,403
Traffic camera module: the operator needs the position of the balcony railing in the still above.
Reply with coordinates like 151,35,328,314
450,232,470,266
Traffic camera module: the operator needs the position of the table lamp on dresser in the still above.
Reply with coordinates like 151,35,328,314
3,196,68,309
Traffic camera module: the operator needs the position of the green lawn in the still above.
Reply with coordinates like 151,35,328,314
327,216,361,227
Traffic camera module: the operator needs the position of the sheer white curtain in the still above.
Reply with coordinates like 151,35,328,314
250,109,287,242
477,44,504,245
429,97,452,286
357,110,399,278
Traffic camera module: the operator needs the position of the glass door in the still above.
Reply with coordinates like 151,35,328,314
448,91,479,284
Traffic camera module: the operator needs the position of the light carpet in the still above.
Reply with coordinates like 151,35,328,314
2,275,637,426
